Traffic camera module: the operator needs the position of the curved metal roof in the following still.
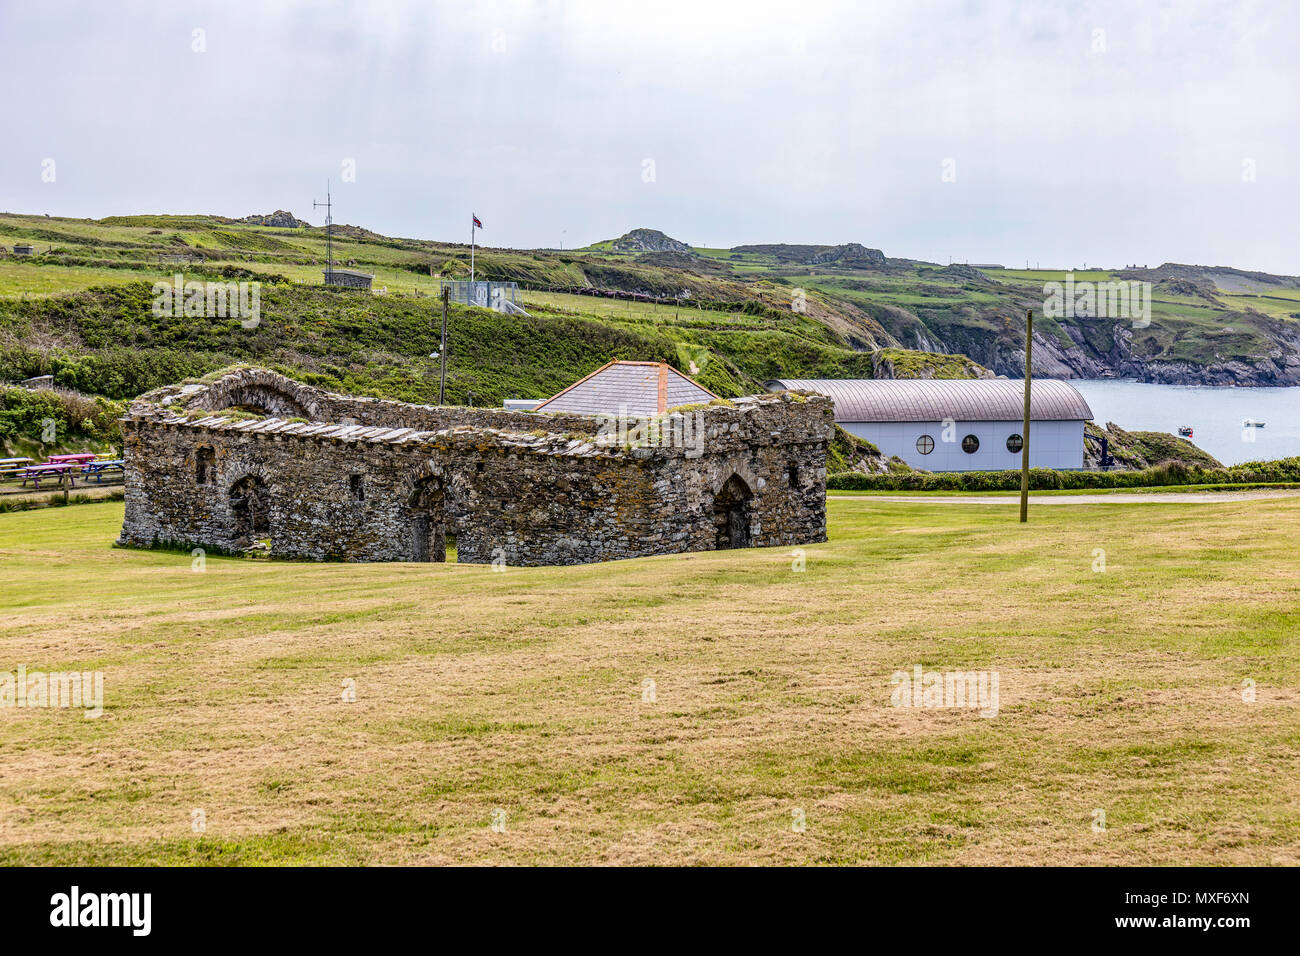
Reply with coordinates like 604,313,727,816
765,378,1093,422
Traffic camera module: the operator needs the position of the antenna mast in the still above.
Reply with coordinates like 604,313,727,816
313,183,333,278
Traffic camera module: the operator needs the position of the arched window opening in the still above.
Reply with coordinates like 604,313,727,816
196,447,215,485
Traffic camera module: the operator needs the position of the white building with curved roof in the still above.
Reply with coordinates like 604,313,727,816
766,378,1094,472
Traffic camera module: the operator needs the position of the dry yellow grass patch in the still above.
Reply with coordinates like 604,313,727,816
0,498,1297,865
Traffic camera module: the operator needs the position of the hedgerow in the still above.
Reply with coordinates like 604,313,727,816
827,457,1300,491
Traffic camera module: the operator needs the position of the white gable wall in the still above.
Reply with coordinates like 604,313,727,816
842,419,1085,471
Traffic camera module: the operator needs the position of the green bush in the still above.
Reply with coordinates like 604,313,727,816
0,280,911,407
0,386,125,449
827,457,1300,491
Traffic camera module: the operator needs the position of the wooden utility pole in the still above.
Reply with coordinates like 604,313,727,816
1019,309,1033,523
438,286,449,405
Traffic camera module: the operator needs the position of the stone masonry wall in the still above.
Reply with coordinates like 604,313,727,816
119,368,832,566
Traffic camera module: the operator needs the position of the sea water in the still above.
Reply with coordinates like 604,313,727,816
1067,380,1299,466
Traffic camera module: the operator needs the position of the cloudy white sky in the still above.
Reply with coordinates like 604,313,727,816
2,0,1296,272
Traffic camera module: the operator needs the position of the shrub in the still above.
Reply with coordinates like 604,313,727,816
826,457,1300,492
0,386,124,449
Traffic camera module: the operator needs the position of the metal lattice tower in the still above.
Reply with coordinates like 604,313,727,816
313,183,333,275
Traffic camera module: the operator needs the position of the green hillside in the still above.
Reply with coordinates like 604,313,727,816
578,231,1299,384
0,214,984,430
3,210,1295,456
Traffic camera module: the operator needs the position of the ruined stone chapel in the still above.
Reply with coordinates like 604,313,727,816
117,364,832,566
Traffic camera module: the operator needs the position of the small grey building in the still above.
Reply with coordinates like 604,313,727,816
766,378,1093,471
13,244,34,256
323,268,374,289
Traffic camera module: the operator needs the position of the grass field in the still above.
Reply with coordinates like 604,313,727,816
0,262,156,297
1,498,1297,865
0,258,459,299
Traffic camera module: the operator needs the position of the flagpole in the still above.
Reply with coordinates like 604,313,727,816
470,217,475,283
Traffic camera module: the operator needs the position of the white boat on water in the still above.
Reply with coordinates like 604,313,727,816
1242,419,1266,428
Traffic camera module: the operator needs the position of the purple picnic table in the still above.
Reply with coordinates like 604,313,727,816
19,454,99,489
20,462,83,489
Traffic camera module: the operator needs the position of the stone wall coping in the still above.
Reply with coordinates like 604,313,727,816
127,368,834,465
133,406,828,460
137,415,619,458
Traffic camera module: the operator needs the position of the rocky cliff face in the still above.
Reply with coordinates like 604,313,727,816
806,243,887,268
732,242,886,267
1030,319,1300,386
805,257,1300,387
1083,421,1222,470
611,228,692,254
1118,262,1300,294
938,264,995,284
241,210,307,228
879,307,1300,386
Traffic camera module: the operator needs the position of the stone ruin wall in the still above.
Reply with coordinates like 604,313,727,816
119,369,833,566
191,368,604,436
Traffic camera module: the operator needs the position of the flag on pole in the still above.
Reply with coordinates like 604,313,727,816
471,215,481,283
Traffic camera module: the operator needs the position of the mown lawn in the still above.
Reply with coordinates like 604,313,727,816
0,498,1297,865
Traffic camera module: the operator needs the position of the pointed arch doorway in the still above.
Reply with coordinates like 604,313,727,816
229,474,271,548
713,474,753,550
407,475,448,562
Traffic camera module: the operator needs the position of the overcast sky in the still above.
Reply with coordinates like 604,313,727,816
2,0,1296,273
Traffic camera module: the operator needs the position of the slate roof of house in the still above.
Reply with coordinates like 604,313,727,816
536,361,718,416
765,378,1094,422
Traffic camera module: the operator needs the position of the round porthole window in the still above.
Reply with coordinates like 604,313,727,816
961,434,980,454
916,435,935,455
1006,433,1023,453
